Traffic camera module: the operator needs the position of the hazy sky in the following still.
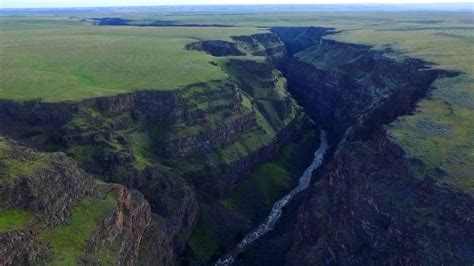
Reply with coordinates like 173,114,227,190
1,0,473,8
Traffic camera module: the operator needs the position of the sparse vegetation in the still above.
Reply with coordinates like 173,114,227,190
220,162,291,209
312,14,474,193
41,191,117,265
0,209,32,232
187,126,317,261
0,137,52,181
0,6,472,265
187,211,219,261
388,74,474,191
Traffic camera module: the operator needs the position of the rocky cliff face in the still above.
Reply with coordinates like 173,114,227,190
186,32,287,59
232,33,288,58
0,143,90,225
0,138,151,265
283,37,447,143
135,167,199,265
3,25,467,266
186,40,245,56
86,186,151,266
268,27,474,265
289,129,474,265
0,35,306,264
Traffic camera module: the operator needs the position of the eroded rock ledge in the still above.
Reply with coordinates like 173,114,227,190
0,138,151,265
212,27,472,265
0,37,307,264
1,26,472,265
268,27,473,265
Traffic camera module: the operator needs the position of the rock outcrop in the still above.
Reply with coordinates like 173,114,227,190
0,228,39,265
86,186,151,266
0,144,90,225
186,32,287,59
267,27,474,265
136,167,199,264
289,128,474,265
186,40,245,56
4,25,468,266
0,34,306,263
0,138,151,265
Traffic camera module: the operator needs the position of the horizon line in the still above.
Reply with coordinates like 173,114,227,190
1,2,473,10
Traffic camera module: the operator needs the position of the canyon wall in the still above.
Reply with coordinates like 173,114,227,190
270,27,474,265
1,26,471,265
0,138,151,265
0,34,308,264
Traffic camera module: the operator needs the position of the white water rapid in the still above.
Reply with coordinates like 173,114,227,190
216,130,328,266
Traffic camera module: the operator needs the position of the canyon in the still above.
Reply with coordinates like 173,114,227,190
0,25,472,265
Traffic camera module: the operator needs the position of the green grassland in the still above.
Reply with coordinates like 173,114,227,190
186,210,220,261
188,128,318,261
1,9,472,191
157,10,472,193
0,137,52,181
150,10,473,193
40,188,117,265
219,162,292,210
0,16,262,101
307,14,473,193
0,209,32,232
328,16,473,193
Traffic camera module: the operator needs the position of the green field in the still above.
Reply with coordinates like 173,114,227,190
0,7,472,265
1,9,472,192
0,17,262,101
306,13,473,192
162,10,473,193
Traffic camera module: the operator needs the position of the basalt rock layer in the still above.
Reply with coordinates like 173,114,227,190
0,138,151,265
186,32,287,59
1,25,471,266
268,27,473,265
0,37,307,264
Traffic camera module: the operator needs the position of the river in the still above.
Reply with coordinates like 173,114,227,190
215,130,328,265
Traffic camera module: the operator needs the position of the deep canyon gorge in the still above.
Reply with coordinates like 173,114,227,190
0,25,472,265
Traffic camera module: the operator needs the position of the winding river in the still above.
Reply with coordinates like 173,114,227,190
216,131,328,265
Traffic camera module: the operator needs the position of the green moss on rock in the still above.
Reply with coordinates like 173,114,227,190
0,137,52,182
41,191,117,265
0,209,32,232
187,212,219,262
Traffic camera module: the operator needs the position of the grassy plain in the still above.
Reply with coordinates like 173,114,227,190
332,17,473,192
162,10,473,192
1,8,472,190
0,16,262,101
163,10,472,193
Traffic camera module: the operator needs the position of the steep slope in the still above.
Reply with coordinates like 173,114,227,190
0,31,312,264
270,27,474,265
1,24,471,266
0,137,151,265
186,32,287,59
